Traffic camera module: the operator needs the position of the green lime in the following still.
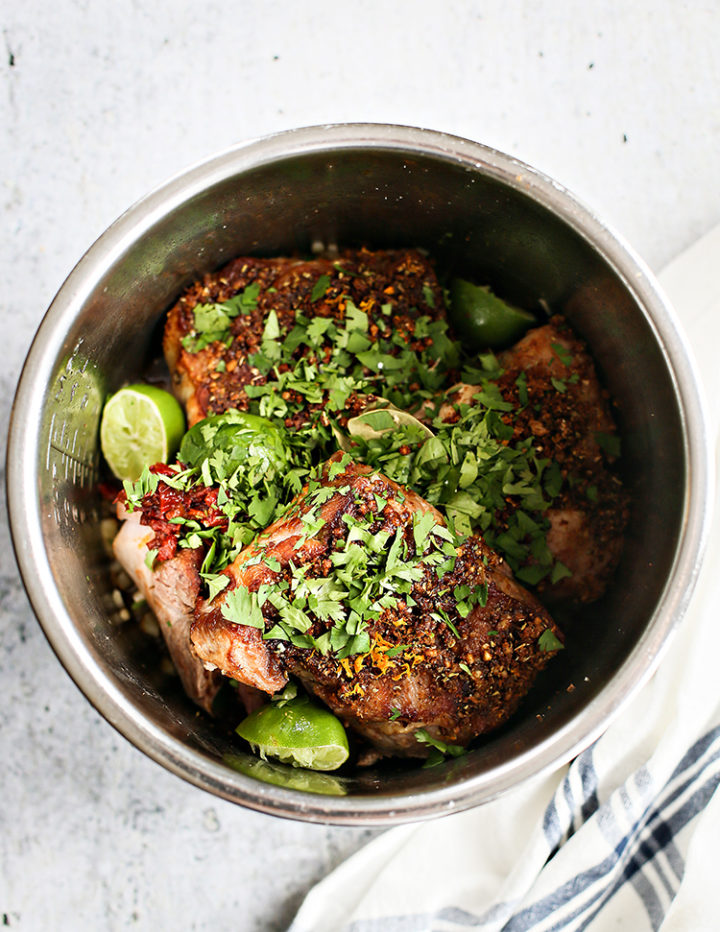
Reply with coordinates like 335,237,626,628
449,278,536,350
224,754,348,795
100,384,185,481
236,695,349,771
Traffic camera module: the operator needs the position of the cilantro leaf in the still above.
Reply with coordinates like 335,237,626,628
538,628,564,652
310,274,331,302
221,586,265,629
422,284,436,308
415,728,466,765
595,431,621,458
182,283,260,354
550,560,573,584
204,573,230,602
262,309,281,341
550,341,573,367
144,548,158,571
413,511,437,554
306,316,333,345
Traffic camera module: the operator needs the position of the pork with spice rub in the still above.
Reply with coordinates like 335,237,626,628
113,470,265,715
435,317,628,604
164,248,447,428
112,507,222,712
190,453,563,759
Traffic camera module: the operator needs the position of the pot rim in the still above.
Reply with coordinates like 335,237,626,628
7,123,713,824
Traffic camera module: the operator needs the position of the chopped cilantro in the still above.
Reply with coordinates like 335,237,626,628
306,316,333,345
412,511,437,553
595,431,621,458
550,561,573,584
422,284,436,308
415,728,466,767
128,257,623,691
515,370,528,406
182,282,260,354
385,644,409,658
538,628,564,652
204,573,231,602
550,342,573,367
144,548,158,571
262,309,281,341
332,262,358,278
515,563,550,586
221,585,265,629
310,274,331,302
123,466,160,510
344,299,368,334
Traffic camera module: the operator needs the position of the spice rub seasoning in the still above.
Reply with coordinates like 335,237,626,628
164,248,446,428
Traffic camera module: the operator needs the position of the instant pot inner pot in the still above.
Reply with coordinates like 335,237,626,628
37,146,684,805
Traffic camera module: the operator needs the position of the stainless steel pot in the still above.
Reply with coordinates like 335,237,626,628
8,124,710,824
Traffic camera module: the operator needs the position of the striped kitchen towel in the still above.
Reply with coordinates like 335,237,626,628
288,224,720,932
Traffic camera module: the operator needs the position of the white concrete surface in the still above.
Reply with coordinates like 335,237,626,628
2,2,719,929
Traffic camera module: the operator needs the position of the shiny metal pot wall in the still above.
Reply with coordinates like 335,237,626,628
8,124,710,824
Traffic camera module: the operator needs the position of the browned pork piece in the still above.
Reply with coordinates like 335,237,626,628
164,248,445,427
190,455,563,758
438,317,628,604
113,508,222,712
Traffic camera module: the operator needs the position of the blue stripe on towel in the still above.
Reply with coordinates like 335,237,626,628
669,724,720,781
542,797,563,851
544,746,599,861
577,749,599,823
562,773,575,840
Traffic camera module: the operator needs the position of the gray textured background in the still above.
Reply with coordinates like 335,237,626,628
2,2,720,930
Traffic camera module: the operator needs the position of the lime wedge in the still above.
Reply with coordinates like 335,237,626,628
449,278,536,349
100,384,185,481
224,754,348,795
236,695,349,771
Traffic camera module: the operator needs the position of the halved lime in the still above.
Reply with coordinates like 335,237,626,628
100,384,185,481
236,695,349,771
449,278,536,350
224,754,348,795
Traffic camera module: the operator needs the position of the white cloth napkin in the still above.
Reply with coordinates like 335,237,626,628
289,225,720,932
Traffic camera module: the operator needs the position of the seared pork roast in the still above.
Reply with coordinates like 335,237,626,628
436,318,628,604
112,248,627,764
163,248,445,428
190,455,562,758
